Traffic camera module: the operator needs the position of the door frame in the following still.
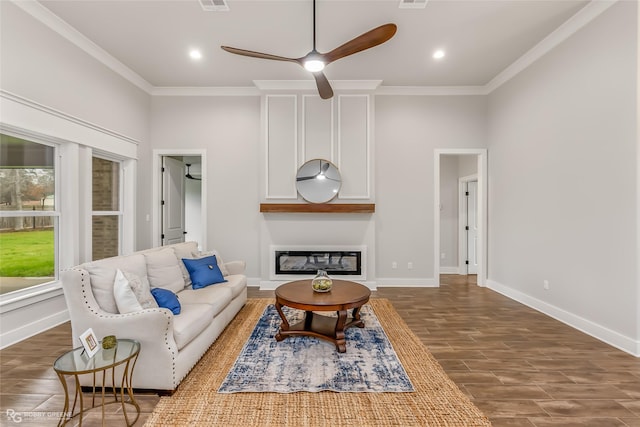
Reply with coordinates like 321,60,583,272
434,149,487,286
458,174,478,275
152,149,207,249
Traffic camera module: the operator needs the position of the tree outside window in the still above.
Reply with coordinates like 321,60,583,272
0,134,57,295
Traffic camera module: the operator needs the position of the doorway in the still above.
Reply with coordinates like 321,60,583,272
152,150,206,249
434,149,487,286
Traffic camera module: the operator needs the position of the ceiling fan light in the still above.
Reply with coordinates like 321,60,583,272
304,59,325,72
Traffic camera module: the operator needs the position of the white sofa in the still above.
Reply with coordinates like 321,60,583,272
60,241,247,391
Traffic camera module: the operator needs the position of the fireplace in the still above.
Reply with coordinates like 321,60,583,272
271,246,366,280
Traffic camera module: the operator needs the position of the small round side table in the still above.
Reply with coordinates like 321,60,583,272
53,338,140,426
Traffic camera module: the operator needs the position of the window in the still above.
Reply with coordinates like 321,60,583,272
0,134,58,295
92,156,122,260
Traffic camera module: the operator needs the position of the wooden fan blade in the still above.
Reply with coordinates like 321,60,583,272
221,46,298,63
322,23,397,65
312,71,334,99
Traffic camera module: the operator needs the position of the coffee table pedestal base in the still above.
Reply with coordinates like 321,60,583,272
275,306,365,353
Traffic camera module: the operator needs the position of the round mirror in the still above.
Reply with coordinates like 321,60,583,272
295,159,341,203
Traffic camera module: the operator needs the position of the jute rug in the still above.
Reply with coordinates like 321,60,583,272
218,304,414,393
144,298,491,426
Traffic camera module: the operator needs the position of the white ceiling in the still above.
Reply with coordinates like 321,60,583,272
37,0,589,89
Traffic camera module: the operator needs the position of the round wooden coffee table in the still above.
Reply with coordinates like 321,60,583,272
274,279,371,353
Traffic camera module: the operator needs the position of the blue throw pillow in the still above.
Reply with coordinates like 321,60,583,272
182,255,227,290
150,288,181,315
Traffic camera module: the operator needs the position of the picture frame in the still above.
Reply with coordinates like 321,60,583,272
79,328,100,358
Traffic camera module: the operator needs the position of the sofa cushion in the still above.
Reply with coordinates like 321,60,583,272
192,250,230,276
145,248,185,294
82,254,147,314
177,285,232,317
113,269,143,314
172,241,199,287
151,288,181,315
217,274,247,299
182,256,227,289
172,303,216,350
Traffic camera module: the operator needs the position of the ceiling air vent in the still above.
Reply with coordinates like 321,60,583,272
399,0,428,9
199,0,229,12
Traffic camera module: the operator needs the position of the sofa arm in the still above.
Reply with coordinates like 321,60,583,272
224,260,246,275
61,267,181,389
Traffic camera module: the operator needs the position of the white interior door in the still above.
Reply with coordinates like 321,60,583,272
466,180,478,274
162,157,186,245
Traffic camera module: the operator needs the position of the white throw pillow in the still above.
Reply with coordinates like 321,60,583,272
113,269,143,314
123,271,158,310
145,248,185,294
191,250,230,276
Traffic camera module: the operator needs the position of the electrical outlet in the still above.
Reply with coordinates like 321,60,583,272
407,262,413,269
392,261,397,269
543,280,550,290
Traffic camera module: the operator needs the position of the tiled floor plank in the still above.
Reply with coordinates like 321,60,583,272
0,275,638,426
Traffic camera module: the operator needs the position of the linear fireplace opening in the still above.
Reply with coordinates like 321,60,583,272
270,246,366,280
276,251,361,276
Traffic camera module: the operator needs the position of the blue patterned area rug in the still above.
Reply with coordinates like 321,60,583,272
218,304,414,393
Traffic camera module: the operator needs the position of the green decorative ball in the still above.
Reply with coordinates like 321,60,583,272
102,335,117,349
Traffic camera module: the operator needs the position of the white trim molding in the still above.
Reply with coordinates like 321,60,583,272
375,278,438,287
337,94,371,200
151,149,208,249
0,89,139,158
16,0,615,98
434,149,487,287
264,95,298,199
485,0,618,93
487,279,640,357
254,80,382,92
12,0,152,94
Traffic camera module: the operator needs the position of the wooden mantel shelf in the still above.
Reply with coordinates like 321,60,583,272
260,203,375,213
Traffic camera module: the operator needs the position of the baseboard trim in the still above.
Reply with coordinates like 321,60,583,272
257,280,378,291
486,279,640,357
375,278,438,287
439,267,459,274
0,309,69,350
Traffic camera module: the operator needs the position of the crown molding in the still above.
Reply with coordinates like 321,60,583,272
16,0,616,98
151,86,261,97
376,86,488,96
485,0,618,93
253,80,382,91
13,0,153,94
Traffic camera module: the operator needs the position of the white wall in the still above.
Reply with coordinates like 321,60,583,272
0,2,150,144
375,96,487,284
147,96,261,276
487,1,638,353
0,1,150,347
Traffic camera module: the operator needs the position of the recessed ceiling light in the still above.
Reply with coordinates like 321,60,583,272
432,49,445,60
189,49,203,60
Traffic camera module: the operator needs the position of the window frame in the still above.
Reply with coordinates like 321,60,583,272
0,129,61,305
90,153,125,260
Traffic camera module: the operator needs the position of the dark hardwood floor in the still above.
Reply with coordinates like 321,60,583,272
1,275,638,426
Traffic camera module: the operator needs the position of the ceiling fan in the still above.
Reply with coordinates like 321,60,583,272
185,164,201,181
296,160,339,182
221,0,397,100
